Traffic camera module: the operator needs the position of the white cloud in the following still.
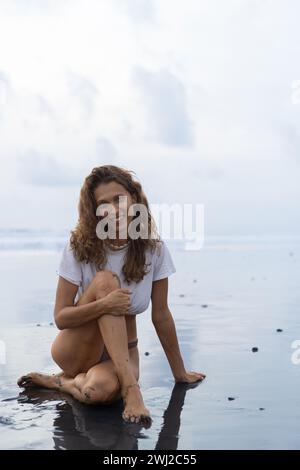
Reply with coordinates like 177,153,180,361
132,66,194,147
17,150,82,187
0,71,11,109
95,137,118,164
0,0,299,234
66,71,99,121
113,0,157,24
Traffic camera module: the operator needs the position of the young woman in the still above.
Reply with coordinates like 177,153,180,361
17,165,205,426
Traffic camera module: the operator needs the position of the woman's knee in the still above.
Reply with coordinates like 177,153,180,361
81,375,120,404
91,270,121,298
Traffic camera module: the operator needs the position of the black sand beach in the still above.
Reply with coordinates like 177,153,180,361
1,236,300,450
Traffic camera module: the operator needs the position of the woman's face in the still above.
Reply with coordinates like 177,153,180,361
94,181,136,238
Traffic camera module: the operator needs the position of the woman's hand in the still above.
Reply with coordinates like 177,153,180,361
175,370,206,383
101,288,132,316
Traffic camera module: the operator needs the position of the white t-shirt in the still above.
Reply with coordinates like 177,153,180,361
56,239,176,315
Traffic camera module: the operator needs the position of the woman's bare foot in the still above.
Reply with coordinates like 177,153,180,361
122,383,152,427
17,372,64,390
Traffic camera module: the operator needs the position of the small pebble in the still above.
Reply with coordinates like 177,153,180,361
179,294,185,298
252,347,259,352
36,324,41,327
201,304,208,308
259,408,265,411
145,352,150,356
49,322,54,326
228,397,235,401
193,279,197,283
276,329,283,332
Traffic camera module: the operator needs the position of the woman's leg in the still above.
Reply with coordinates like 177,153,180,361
17,353,135,405
17,270,114,389
96,314,150,423
51,271,120,377
18,338,149,423
17,270,151,424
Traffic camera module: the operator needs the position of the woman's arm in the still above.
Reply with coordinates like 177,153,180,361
151,278,205,383
54,276,131,330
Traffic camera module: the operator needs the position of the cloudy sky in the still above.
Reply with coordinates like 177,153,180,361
0,0,300,236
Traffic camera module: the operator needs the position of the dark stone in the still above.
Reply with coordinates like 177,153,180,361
179,294,185,297
201,304,208,308
145,352,150,356
36,324,41,327
228,397,235,401
252,347,259,352
276,329,283,332
49,322,54,326
259,408,265,411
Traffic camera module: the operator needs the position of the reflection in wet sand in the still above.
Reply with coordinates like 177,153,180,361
15,382,198,450
1,239,300,449
155,383,199,450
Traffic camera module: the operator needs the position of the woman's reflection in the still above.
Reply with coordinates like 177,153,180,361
18,382,201,450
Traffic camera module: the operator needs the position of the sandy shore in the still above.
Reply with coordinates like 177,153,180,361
0,238,300,449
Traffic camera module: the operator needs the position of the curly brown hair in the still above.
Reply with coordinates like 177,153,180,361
70,165,161,284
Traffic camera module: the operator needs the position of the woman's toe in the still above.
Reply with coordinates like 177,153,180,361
122,411,130,422
17,376,29,386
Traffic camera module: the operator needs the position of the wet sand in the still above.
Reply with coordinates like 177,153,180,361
0,237,300,449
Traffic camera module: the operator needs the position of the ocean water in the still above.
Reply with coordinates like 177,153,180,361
0,231,300,449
